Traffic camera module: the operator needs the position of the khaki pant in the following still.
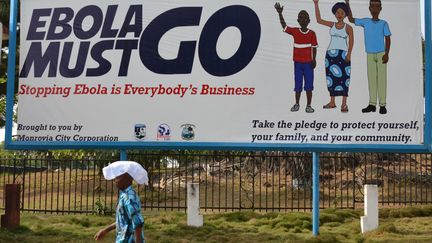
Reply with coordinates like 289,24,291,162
367,52,387,106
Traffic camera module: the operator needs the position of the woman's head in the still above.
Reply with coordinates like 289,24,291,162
332,2,350,21
115,173,133,190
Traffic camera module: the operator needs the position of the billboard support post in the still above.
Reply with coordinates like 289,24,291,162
312,152,320,236
120,150,127,161
426,0,432,146
5,0,18,146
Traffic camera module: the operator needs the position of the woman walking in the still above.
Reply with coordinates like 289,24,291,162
313,0,353,112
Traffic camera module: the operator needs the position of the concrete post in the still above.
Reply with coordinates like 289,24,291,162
360,184,379,233
187,183,203,227
1,184,21,229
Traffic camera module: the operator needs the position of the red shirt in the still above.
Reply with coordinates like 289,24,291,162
284,27,318,63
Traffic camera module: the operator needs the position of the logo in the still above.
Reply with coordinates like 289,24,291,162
181,124,196,140
157,124,171,140
134,124,146,140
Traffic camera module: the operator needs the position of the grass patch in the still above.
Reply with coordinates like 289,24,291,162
0,206,431,242
380,205,432,219
320,208,360,225
376,222,402,234
70,217,91,227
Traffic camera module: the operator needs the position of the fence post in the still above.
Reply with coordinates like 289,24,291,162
187,183,203,227
1,184,20,229
360,184,379,233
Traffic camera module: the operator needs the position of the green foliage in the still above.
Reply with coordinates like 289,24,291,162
50,150,91,160
377,222,401,234
379,205,432,219
0,0,10,26
70,218,91,228
94,198,110,216
0,1,22,129
0,95,7,127
320,208,360,225
1,207,432,243
221,211,260,222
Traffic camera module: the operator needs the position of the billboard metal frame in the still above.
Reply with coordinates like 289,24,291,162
4,0,432,153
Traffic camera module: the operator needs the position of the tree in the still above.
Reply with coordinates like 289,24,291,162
0,0,9,26
0,0,19,128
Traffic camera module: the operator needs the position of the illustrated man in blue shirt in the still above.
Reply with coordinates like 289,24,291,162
346,0,391,114
95,161,148,243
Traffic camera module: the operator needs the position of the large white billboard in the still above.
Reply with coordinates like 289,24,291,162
16,0,424,145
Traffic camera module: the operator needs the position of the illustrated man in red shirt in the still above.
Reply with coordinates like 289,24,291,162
275,2,318,113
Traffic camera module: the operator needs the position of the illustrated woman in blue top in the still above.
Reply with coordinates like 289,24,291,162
313,0,354,113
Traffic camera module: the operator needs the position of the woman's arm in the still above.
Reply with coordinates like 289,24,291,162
94,222,116,241
135,226,143,243
346,24,354,62
313,0,333,27
345,0,355,23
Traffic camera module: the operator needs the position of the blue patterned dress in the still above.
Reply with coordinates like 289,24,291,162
116,185,145,243
325,23,351,97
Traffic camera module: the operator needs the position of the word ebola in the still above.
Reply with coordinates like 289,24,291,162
20,4,261,78
19,84,107,97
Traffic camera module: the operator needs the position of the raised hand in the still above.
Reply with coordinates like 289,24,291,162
313,0,319,4
274,2,284,13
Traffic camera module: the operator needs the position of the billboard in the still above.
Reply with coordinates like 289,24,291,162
14,0,426,148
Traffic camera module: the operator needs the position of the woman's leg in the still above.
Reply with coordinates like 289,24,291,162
342,96,347,107
341,96,348,112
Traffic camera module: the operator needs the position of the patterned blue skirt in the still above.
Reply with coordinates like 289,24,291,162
325,49,351,96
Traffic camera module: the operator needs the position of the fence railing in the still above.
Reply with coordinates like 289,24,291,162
0,151,431,214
